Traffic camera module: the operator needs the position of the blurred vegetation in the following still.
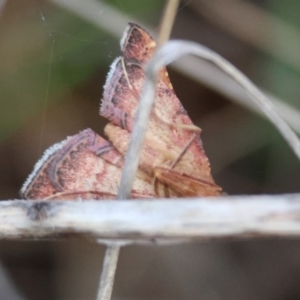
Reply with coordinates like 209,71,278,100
0,0,164,141
0,3,108,140
263,0,300,107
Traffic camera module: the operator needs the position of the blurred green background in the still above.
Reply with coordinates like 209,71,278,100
0,1,300,299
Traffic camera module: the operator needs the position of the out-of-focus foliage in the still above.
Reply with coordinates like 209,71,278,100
0,4,109,140
0,0,164,141
102,0,163,23
263,0,300,107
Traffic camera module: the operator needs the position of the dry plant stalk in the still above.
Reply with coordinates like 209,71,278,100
2,196,300,240
157,0,180,47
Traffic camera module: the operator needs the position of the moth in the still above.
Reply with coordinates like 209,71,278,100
21,23,221,200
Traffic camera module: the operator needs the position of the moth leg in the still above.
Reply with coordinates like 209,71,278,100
151,133,189,198
153,175,183,198
153,177,167,197
121,57,140,99
151,134,198,198
154,167,222,197
153,133,222,197
169,133,198,169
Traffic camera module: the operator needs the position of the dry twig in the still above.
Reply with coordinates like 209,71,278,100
1,196,300,240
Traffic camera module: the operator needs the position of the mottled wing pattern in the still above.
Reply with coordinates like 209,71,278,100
101,23,221,196
21,129,155,200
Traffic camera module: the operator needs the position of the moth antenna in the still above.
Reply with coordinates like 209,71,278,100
121,57,132,89
43,190,116,200
121,56,200,134
120,57,140,99
170,133,199,169
153,106,201,132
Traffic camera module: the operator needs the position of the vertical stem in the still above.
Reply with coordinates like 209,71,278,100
157,0,180,47
96,245,120,300
97,2,180,299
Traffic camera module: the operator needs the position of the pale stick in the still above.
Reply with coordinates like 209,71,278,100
96,1,180,299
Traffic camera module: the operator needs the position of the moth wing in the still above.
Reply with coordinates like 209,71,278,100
121,23,173,89
101,23,220,194
21,129,155,200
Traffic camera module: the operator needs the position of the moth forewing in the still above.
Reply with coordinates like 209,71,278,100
21,129,156,200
